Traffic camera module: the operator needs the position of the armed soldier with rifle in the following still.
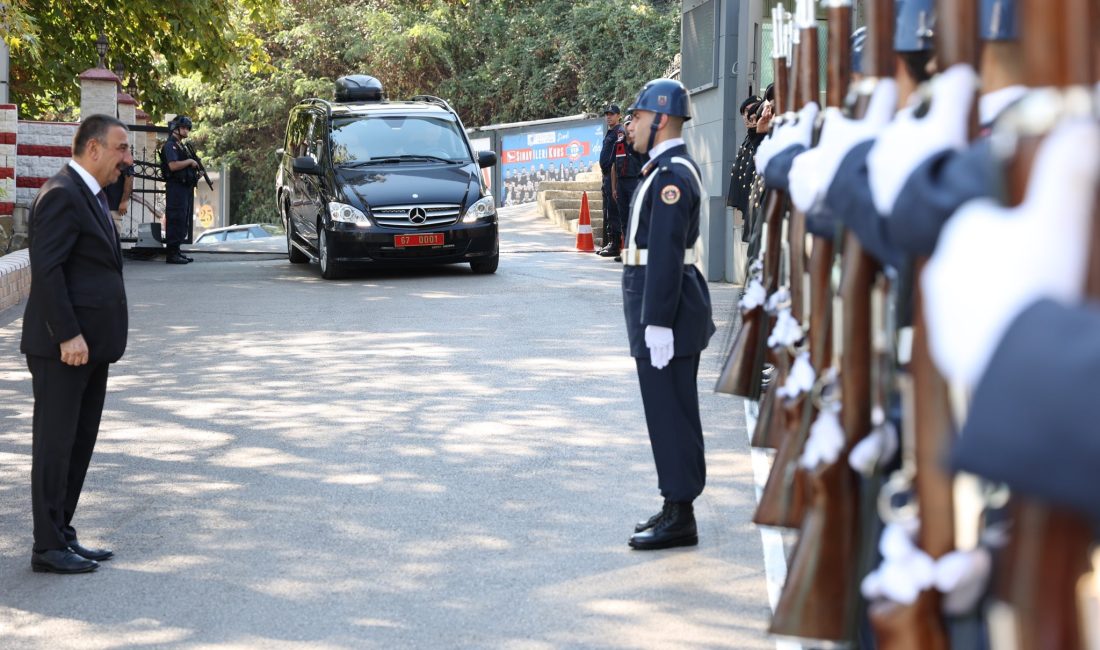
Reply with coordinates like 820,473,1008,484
160,115,211,265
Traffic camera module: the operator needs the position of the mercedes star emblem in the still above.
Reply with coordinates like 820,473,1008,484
408,207,428,224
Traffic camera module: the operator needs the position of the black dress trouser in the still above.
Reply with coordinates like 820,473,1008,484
27,355,109,551
164,181,192,253
635,353,706,503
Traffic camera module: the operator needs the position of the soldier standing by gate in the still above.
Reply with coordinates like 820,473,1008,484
598,105,624,256
160,115,198,265
604,112,645,260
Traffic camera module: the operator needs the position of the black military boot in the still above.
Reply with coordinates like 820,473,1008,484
628,501,697,550
634,499,670,533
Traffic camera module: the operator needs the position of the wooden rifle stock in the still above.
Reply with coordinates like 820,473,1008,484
871,0,980,646
717,11,792,399
715,304,766,398
991,3,1097,649
751,1,818,525
770,0,887,642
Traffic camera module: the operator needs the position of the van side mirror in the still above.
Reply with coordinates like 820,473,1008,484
292,155,320,175
477,151,497,169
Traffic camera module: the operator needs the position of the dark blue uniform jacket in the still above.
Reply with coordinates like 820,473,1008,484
622,144,716,358
953,299,1100,524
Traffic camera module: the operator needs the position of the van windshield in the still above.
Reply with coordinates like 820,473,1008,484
330,115,470,165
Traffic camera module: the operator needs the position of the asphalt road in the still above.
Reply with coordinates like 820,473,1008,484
0,203,770,649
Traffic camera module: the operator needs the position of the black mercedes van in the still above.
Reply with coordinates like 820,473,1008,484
275,76,499,278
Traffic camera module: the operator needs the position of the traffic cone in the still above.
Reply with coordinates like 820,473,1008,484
576,191,595,252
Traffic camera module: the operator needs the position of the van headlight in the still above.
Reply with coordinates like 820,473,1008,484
462,196,496,223
328,202,370,225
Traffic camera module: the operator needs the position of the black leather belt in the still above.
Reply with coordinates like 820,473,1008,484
620,175,639,180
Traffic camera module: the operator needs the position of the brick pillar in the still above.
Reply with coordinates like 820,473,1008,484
117,91,136,125
79,67,120,119
0,104,16,222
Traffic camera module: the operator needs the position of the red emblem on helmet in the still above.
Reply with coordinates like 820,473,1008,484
657,95,668,106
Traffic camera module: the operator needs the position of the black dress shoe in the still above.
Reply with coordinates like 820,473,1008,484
31,549,98,574
597,246,621,258
69,541,113,562
635,499,670,533
629,501,698,550
181,254,194,262
166,253,191,264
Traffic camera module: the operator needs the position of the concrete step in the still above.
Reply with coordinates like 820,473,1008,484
537,180,602,193
540,189,603,202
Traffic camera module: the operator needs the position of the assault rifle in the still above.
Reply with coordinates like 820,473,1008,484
182,140,215,190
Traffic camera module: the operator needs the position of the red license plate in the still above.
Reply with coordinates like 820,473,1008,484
394,233,444,247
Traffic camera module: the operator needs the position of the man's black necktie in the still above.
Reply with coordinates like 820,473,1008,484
95,189,115,234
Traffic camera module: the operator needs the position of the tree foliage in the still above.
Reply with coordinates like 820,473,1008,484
8,0,679,224
6,0,273,120
189,0,679,225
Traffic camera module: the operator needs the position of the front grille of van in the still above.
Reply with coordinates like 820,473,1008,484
370,204,462,229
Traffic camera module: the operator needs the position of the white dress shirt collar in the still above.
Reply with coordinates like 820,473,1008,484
68,159,103,197
647,138,686,163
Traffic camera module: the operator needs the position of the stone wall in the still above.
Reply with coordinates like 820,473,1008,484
0,249,30,312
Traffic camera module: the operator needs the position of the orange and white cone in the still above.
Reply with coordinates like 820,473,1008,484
576,191,595,252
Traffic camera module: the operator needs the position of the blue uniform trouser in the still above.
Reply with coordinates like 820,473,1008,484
635,353,706,503
601,176,619,248
164,181,193,252
616,177,639,243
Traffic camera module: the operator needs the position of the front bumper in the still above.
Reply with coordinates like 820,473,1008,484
326,220,498,265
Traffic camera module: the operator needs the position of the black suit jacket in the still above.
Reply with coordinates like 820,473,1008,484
20,164,128,364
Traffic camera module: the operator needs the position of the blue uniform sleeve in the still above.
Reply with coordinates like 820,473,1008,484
821,141,903,269
599,128,617,173
884,138,997,257
953,299,1100,523
164,139,183,164
763,144,806,192
641,166,695,328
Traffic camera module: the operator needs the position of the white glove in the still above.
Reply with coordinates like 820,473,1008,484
645,325,675,369
934,547,992,615
787,80,898,212
777,350,816,400
767,308,804,349
799,405,845,470
848,409,899,477
755,102,820,175
868,64,979,215
922,119,1100,386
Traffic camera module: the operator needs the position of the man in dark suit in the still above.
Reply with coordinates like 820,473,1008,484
20,114,132,574
620,79,716,550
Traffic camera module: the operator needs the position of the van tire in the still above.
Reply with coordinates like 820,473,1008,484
319,227,342,279
470,253,498,275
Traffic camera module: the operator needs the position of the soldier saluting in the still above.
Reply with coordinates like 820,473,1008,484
621,79,716,550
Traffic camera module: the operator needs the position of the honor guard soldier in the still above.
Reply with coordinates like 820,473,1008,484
160,116,199,264
621,79,716,550
605,113,646,259
598,104,625,255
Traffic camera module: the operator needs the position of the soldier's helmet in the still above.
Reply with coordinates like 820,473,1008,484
895,0,935,52
172,115,193,130
981,0,1017,41
851,26,869,74
629,79,692,121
